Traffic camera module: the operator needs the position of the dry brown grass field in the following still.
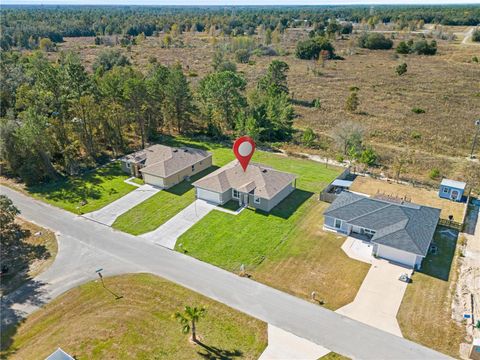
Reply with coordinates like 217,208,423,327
52,28,480,184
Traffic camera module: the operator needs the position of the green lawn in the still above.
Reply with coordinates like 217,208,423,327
2,273,267,360
114,137,341,235
130,177,144,185
27,162,135,214
397,228,466,358
112,167,217,235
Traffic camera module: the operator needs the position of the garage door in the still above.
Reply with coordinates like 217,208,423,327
196,188,221,204
143,174,165,188
376,245,416,268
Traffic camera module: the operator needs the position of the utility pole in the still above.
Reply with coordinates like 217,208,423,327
470,119,480,159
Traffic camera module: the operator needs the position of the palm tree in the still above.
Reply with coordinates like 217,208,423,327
173,305,206,343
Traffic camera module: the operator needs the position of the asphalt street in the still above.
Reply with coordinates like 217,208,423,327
1,186,451,360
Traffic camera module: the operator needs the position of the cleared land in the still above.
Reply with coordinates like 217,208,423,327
25,162,136,214
0,219,57,296
177,154,369,310
350,176,466,221
2,273,267,360
397,228,466,358
54,28,480,184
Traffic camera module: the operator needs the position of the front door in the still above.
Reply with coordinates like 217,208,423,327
242,194,249,206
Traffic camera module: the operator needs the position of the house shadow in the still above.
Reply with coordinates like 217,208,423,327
255,189,314,220
196,341,243,360
463,203,479,236
164,166,220,197
417,226,458,282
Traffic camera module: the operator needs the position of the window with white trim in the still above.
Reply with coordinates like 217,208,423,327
126,162,131,168
443,187,449,193
191,165,195,172
232,189,240,199
254,196,261,204
334,218,342,229
364,228,376,235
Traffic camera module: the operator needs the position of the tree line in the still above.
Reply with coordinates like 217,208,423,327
2,5,479,50
0,49,294,185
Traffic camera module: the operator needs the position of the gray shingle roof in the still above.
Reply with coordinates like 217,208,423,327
324,192,440,256
193,160,296,200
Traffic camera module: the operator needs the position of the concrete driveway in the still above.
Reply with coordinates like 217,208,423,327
140,199,216,249
336,258,412,337
259,325,330,360
82,184,160,226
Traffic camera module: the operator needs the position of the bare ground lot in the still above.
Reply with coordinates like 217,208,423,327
350,176,466,221
51,29,480,184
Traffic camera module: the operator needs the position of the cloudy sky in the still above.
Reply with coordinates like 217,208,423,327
2,0,479,5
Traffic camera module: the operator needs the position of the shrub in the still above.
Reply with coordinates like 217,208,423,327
412,107,425,114
396,62,408,76
313,98,321,108
295,36,334,60
396,41,411,54
357,33,393,50
472,56,479,63
429,168,441,180
411,130,422,139
412,40,437,55
234,49,251,63
302,128,316,148
472,29,480,42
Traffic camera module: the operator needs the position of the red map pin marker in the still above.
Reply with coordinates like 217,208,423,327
233,136,256,172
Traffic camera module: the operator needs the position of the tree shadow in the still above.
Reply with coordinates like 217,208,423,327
254,189,314,220
165,166,219,197
196,340,243,360
418,226,458,282
0,278,49,355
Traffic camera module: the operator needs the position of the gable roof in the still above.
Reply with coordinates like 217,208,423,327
46,348,74,360
440,178,466,190
123,145,211,178
193,160,296,200
324,192,440,256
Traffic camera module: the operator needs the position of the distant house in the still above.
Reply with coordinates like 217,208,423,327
324,192,440,269
439,179,466,202
120,145,212,189
193,160,296,212
45,348,74,360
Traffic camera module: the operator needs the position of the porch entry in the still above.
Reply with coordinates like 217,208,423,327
240,193,249,206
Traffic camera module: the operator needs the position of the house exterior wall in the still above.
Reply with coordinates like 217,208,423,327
120,160,134,176
250,182,295,212
375,244,420,269
143,156,212,189
196,187,231,205
324,216,350,234
439,185,464,202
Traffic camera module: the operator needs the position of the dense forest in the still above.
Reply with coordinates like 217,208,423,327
1,5,480,49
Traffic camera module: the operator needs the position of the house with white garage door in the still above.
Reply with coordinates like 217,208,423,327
193,160,296,212
120,144,212,189
324,191,440,269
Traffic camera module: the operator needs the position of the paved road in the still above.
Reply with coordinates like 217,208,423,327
83,184,160,226
1,186,451,360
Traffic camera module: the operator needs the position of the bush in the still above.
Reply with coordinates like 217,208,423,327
357,33,393,50
472,29,480,42
396,41,410,54
302,128,316,148
410,130,422,139
235,49,251,63
396,62,408,76
411,107,425,114
295,36,334,60
313,98,321,108
412,40,437,55
429,168,441,180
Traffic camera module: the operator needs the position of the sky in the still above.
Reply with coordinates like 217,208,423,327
2,0,480,5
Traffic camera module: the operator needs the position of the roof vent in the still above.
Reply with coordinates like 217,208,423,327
262,169,267,173
173,149,178,153
184,149,189,152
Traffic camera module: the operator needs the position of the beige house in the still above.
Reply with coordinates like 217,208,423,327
193,160,296,212
120,144,212,189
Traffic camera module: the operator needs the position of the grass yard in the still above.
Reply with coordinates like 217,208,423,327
178,196,369,310
397,228,466,358
26,162,136,214
2,273,267,360
0,219,57,296
112,167,217,235
320,352,351,360
130,177,144,185
350,176,466,221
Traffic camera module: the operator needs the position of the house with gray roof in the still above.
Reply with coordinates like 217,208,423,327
120,144,212,189
324,191,440,269
193,160,296,212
